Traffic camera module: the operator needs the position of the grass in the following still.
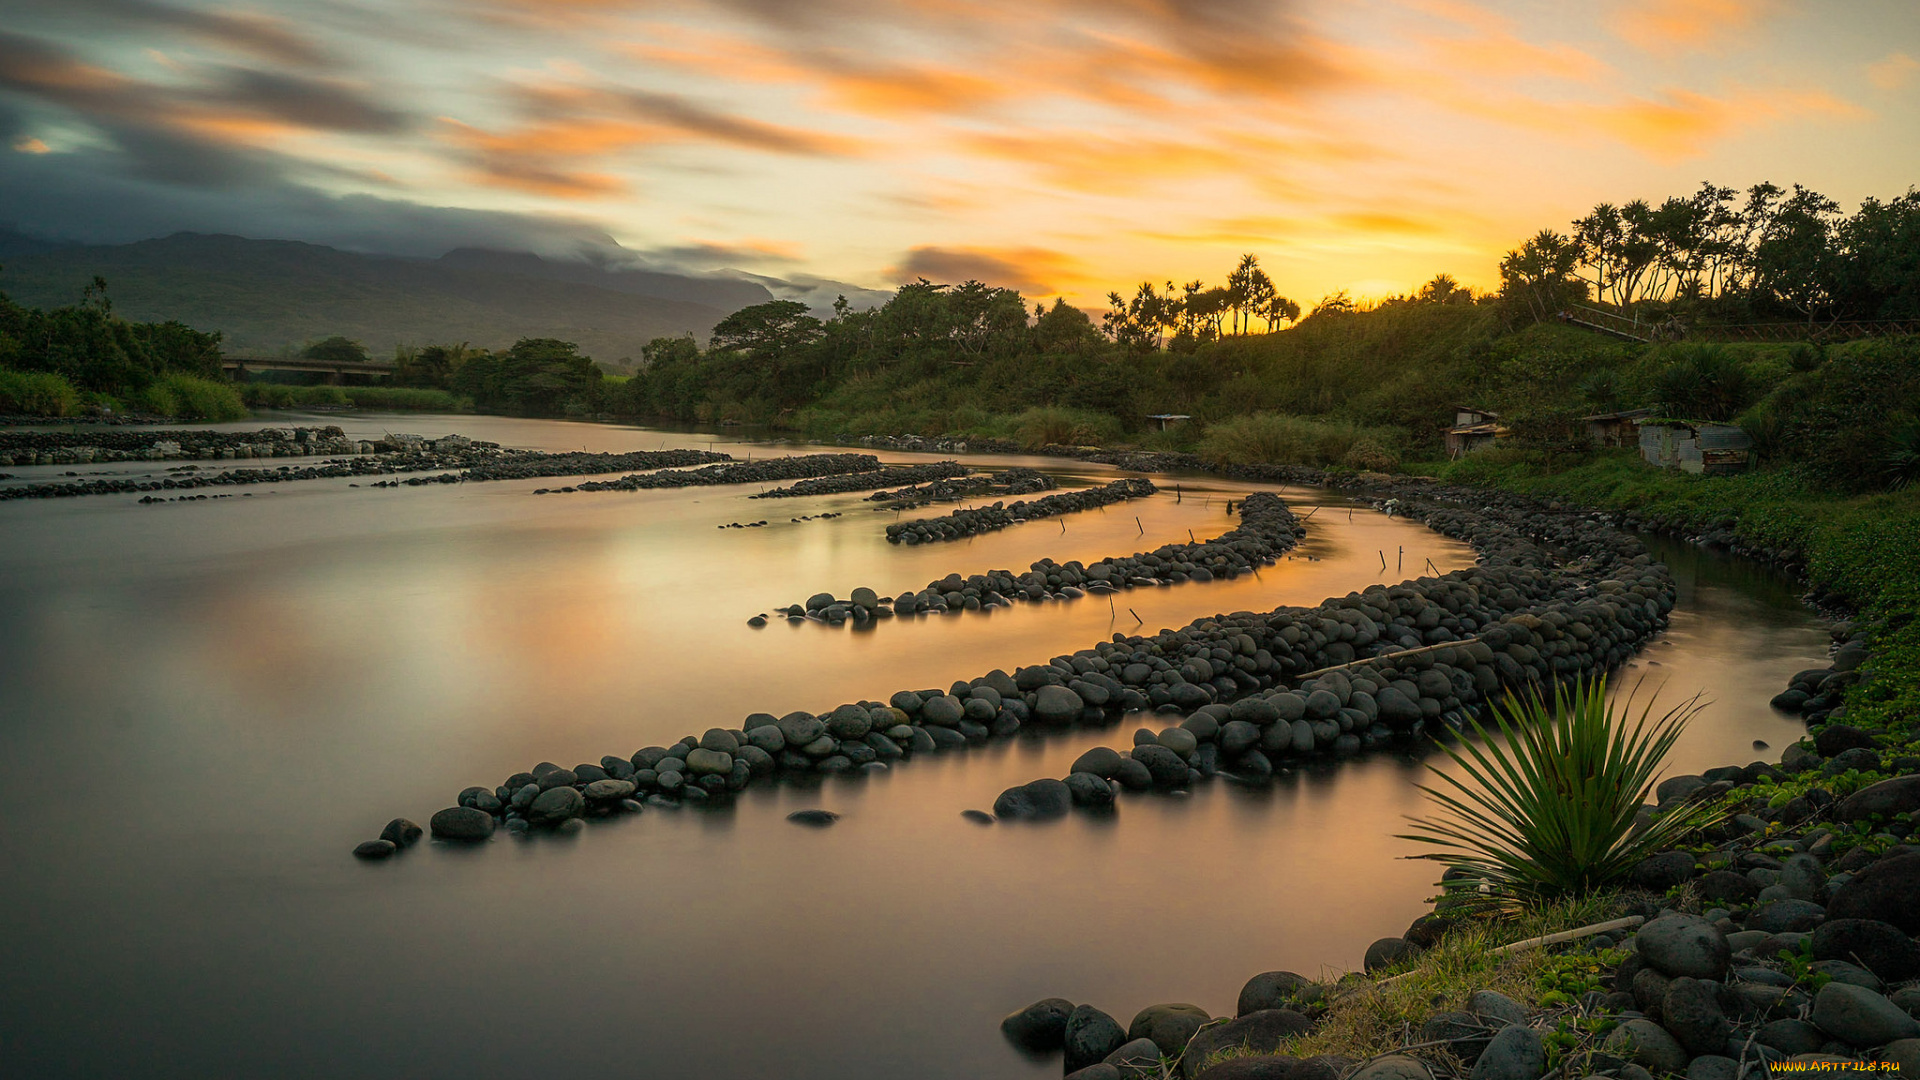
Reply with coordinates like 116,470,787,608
240,383,470,411
1195,896,1630,1073
1197,412,1404,468
130,373,249,421
0,369,83,416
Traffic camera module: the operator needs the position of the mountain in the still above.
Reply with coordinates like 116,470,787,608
0,232,779,364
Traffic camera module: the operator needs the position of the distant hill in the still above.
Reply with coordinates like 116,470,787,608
0,232,778,364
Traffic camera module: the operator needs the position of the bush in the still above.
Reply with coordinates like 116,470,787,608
1401,677,1724,905
0,369,82,416
1011,406,1119,449
134,373,247,421
1341,437,1399,472
1197,412,1401,467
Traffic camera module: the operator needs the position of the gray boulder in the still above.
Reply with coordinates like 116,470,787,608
379,818,423,847
429,806,495,841
1662,977,1732,1056
699,727,739,754
1035,684,1085,723
1364,937,1418,974
1073,747,1127,778
1129,1003,1212,1057
1001,997,1074,1050
1812,919,1920,981
994,778,1073,820
353,839,396,859
1837,775,1920,823
1747,898,1826,933
1467,990,1530,1029
786,809,838,826
1106,1037,1164,1070
1637,914,1731,979
1470,1024,1546,1080
1828,854,1920,933
1349,1055,1432,1080
1066,1004,1128,1073
1193,1057,1324,1080
1066,772,1116,807
1603,1018,1690,1074
1810,982,1920,1047
528,786,584,825
1184,1010,1312,1078
1239,971,1312,1016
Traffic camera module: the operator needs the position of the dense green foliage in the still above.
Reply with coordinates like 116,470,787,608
0,273,243,419
1402,678,1722,904
240,384,469,412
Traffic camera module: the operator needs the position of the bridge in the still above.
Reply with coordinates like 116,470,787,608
221,357,395,384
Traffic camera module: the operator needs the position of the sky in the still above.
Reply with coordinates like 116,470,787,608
1,0,1916,308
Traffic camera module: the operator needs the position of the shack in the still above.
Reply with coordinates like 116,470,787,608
1638,421,1752,475
1145,414,1191,433
1445,406,1510,458
1582,408,1652,448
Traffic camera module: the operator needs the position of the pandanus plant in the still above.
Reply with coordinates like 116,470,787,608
1400,677,1726,906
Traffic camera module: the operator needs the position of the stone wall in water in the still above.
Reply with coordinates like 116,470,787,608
378,475,1679,851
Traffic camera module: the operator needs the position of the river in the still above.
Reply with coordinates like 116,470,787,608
0,414,1833,1079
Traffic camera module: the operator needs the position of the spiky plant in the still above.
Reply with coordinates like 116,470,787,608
1399,677,1724,906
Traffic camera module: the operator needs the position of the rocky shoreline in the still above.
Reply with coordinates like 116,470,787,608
543,452,892,494
884,476,1159,545
867,466,1058,508
748,461,972,498
1002,724,1920,1080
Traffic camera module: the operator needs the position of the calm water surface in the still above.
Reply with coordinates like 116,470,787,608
0,414,1831,1079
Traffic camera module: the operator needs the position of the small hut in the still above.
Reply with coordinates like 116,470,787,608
1445,406,1510,458
1638,421,1752,475
1582,408,1652,448
1145,414,1191,433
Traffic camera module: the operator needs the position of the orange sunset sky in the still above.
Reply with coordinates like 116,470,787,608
2,0,1917,307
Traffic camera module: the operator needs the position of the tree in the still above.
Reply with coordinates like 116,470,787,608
1033,298,1101,353
1750,185,1841,321
1498,229,1585,317
1417,274,1472,305
302,335,372,364
709,300,824,353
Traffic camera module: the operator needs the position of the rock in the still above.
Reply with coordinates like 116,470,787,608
1686,1055,1740,1080
1158,727,1199,757
1035,684,1085,724
1813,959,1883,991
1829,855,1920,933
1633,851,1699,891
1812,982,1920,1047
1238,972,1312,1016
1663,977,1733,1056
1421,1011,1490,1062
1638,914,1732,979
528,786,584,826
1781,853,1828,900
1814,724,1878,757
1113,758,1154,791
1747,899,1827,933
1073,746,1127,778
1193,1057,1320,1080
1066,772,1116,807
787,809,839,827
684,748,733,776
353,839,397,859
960,809,994,825
1106,1037,1164,1070
379,818,423,847
1814,919,1920,981
1364,937,1417,974
699,727,740,754
1066,1005,1129,1073
1349,1055,1432,1080
1604,1018,1691,1074
1183,1010,1312,1078
1467,990,1530,1029
1756,1019,1827,1055
429,806,495,841
1129,1003,1212,1057
1880,1040,1920,1077
583,778,636,801
1836,776,1920,824
1470,1023,1546,1080
1066,1065,1121,1080
1001,997,1074,1050
994,778,1073,820
1132,744,1190,787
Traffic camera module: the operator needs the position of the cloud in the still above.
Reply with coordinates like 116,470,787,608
1610,0,1778,55
13,0,333,68
884,245,1091,295
1868,52,1918,91
643,238,804,267
12,136,51,154
207,69,408,134
0,140,624,258
1408,0,1610,83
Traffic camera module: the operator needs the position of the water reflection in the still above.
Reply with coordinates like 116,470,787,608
0,414,1832,1080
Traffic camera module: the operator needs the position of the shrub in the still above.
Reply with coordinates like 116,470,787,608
1011,406,1119,449
0,369,82,416
1341,437,1399,472
1401,677,1725,905
135,374,248,421
1197,412,1401,467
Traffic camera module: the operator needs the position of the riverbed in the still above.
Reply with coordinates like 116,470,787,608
0,414,1832,1079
